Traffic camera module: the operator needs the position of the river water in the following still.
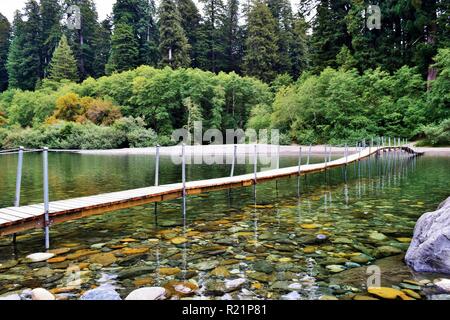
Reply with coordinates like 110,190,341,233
0,151,449,300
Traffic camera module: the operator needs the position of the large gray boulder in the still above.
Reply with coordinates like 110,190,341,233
406,197,450,274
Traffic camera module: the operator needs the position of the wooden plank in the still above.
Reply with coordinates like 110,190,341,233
0,213,22,222
0,218,12,225
0,208,35,219
4,206,44,216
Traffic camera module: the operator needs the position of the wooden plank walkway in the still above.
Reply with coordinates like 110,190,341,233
0,146,422,237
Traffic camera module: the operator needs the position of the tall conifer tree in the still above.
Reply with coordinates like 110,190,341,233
48,35,79,82
112,0,159,66
0,13,10,92
243,1,279,82
40,0,62,74
199,0,227,72
7,1,44,90
177,0,202,68
223,0,243,73
64,0,104,79
106,23,140,73
158,0,191,68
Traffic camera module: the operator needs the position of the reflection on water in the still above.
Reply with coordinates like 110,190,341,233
0,150,449,300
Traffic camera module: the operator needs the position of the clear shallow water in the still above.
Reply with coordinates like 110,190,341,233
0,151,449,300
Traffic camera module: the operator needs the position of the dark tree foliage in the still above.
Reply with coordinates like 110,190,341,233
243,1,279,82
7,1,44,90
64,0,105,79
266,0,294,74
0,13,10,92
177,0,202,68
309,0,351,73
199,0,227,72
158,0,191,68
93,17,113,76
222,0,243,73
40,0,62,75
106,22,140,74
112,0,159,66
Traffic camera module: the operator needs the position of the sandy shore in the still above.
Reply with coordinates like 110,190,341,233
71,144,450,157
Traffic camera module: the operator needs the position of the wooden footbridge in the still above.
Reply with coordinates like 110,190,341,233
0,143,423,248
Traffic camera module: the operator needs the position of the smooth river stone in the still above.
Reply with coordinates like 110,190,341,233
191,260,219,271
81,288,122,300
435,279,450,293
369,231,388,241
31,288,55,300
125,287,166,300
367,287,413,300
0,294,21,300
26,253,55,262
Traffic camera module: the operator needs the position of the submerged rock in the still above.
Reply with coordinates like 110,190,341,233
351,253,373,264
281,291,301,300
31,288,55,300
367,287,412,300
330,255,414,289
26,253,55,262
369,231,388,241
225,278,246,291
326,265,346,273
117,265,155,279
125,287,166,300
164,281,198,297
375,246,402,258
253,261,274,274
80,287,121,300
406,197,450,274
0,294,21,300
435,279,450,293
89,253,117,267
0,260,18,270
191,260,219,271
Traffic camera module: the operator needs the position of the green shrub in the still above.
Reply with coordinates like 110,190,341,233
417,119,450,147
251,65,429,145
0,118,160,150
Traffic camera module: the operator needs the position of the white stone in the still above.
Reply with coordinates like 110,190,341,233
288,283,303,290
26,252,55,262
435,279,450,292
125,287,166,301
0,294,21,300
91,243,107,249
220,293,233,300
281,291,301,300
80,287,121,300
326,265,346,273
31,288,55,300
225,278,245,290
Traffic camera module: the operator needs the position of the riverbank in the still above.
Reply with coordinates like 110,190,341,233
71,144,450,157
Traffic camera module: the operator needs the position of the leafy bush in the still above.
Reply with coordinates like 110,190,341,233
426,48,450,123
252,65,429,144
1,117,159,150
47,93,122,125
417,119,450,147
1,66,272,139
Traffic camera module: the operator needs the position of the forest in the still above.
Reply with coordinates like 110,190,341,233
0,0,448,149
